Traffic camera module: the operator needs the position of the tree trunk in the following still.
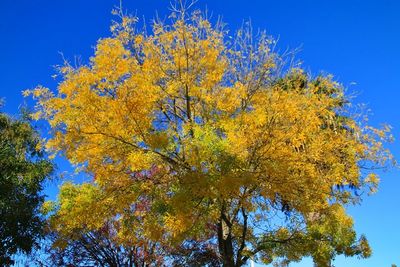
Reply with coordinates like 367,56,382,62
217,209,235,267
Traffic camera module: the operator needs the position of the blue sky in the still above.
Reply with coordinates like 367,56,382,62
1,1,399,266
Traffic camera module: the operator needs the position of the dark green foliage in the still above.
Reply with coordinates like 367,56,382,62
0,111,53,265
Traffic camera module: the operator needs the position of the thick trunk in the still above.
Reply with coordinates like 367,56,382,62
217,210,235,267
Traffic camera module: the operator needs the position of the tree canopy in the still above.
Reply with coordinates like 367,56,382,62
27,5,393,267
0,110,53,265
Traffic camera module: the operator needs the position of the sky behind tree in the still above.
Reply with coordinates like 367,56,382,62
0,1,399,266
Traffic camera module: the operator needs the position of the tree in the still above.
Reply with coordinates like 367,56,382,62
37,182,165,267
32,219,164,267
35,212,219,267
27,4,393,267
0,109,53,265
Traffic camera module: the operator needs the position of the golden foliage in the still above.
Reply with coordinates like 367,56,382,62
27,6,393,266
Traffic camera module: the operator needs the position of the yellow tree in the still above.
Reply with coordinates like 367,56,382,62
28,4,393,267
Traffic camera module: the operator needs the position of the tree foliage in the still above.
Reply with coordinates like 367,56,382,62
27,4,393,267
0,110,53,265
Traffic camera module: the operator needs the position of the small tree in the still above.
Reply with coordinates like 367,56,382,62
0,109,53,265
28,3,393,267
34,219,164,267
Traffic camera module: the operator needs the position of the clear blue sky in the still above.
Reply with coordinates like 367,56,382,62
1,1,399,266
